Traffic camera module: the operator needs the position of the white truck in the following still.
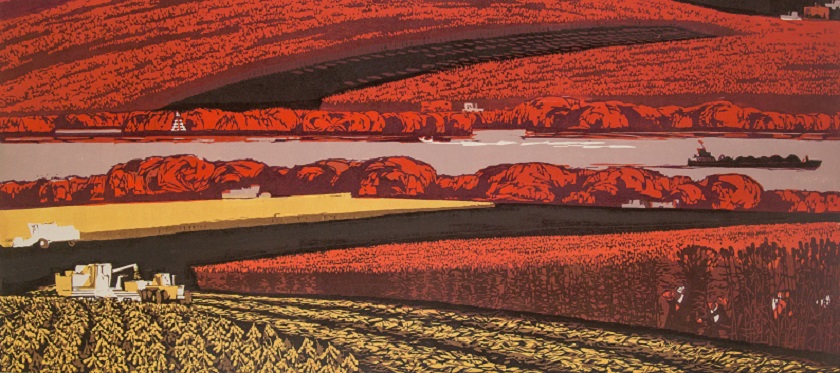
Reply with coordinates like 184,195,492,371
462,102,484,113
780,11,802,20
12,223,80,248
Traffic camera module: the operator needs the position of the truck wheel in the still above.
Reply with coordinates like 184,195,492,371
38,239,50,249
180,290,192,305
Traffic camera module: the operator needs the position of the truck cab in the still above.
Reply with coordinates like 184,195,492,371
13,222,80,248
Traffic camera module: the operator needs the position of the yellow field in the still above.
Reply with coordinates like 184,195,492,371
0,193,492,247
4,294,835,372
191,293,840,373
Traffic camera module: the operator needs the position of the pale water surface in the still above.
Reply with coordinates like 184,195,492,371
1,131,836,191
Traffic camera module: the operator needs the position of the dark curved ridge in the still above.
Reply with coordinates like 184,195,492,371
673,0,835,17
0,0,72,21
164,25,714,111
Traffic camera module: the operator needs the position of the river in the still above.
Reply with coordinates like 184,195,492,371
0,130,836,191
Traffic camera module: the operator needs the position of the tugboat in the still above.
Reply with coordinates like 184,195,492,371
780,11,802,20
688,140,821,169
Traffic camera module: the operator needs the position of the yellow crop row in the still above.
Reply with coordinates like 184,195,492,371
197,293,840,373
0,296,360,373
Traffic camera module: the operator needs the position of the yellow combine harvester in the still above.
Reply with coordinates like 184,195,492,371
55,263,191,304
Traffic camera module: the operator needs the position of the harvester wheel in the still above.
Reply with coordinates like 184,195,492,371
155,290,163,304
181,290,192,305
38,239,50,249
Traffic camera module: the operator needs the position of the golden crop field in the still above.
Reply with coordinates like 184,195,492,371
0,193,492,247
0,295,359,373
3,293,836,373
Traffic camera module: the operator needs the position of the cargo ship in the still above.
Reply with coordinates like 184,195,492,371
688,141,821,169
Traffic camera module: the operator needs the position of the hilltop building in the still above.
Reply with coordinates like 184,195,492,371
170,111,187,131
421,100,452,113
804,4,830,19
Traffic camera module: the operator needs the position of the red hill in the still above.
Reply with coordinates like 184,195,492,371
1,155,836,213
482,98,840,133
0,109,478,136
2,0,837,114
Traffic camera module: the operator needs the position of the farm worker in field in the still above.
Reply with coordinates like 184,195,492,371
662,285,690,331
816,295,831,309
697,298,729,338
772,291,793,319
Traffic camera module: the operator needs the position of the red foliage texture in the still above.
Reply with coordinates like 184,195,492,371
0,109,477,136
2,97,837,135
480,97,840,133
195,223,840,354
2,0,838,114
328,12,840,108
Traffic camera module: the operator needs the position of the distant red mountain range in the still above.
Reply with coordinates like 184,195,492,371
1,98,837,137
1,155,836,213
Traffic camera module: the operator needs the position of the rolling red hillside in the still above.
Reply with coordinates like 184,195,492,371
327,16,840,111
1,155,837,213
1,0,837,114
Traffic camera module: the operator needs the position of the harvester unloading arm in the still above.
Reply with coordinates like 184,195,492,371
112,264,139,290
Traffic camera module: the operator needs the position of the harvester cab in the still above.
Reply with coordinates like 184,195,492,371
135,273,189,304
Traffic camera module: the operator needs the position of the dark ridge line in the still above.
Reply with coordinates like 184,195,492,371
0,0,72,21
671,0,765,16
671,0,840,17
164,25,716,112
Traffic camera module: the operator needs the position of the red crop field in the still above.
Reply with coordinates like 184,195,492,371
196,222,840,354
328,18,840,109
2,0,837,114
